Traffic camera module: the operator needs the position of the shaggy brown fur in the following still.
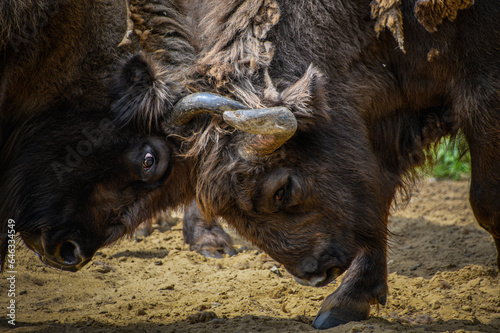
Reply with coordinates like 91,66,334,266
0,0,199,272
197,0,279,85
0,0,53,50
0,0,130,115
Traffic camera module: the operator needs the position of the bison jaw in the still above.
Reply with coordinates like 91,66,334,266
293,266,344,288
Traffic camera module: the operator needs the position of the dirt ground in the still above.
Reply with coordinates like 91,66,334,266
1,178,499,333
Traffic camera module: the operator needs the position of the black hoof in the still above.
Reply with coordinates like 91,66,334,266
312,307,368,329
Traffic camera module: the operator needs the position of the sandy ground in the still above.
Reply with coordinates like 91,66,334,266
1,178,499,333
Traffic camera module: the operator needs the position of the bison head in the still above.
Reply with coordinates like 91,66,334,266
0,115,183,271
0,55,192,272
188,122,390,287
113,55,391,288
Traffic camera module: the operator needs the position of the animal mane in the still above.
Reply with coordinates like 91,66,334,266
129,0,200,68
111,0,205,131
195,0,279,107
368,107,461,205
415,0,474,33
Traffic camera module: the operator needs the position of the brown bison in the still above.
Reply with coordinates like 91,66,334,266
2,0,500,330
0,0,219,269
112,0,500,328
1,0,131,270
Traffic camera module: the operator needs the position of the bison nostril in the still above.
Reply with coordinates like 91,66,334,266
58,241,82,266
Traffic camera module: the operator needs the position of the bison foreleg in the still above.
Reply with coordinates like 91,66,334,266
467,133,500,270
182,200,237,258
312,248,388,329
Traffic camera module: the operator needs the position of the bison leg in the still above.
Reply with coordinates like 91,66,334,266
182,200,237,258
312,248,388,329
467,134,500,270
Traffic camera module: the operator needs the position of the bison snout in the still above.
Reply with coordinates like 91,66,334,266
56,240,83,266
37,239,92,272
20,232,93,271
289,256,343,287
47,240,92,271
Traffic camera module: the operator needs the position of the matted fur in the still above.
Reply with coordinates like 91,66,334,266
0,0,52,49
415,0,474,33
112,53,182,131
197,0,279,83
371,0,405,52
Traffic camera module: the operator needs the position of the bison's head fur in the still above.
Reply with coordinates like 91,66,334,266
111,53,191,132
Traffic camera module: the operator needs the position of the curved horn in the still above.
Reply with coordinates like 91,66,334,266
172,92,246,125
172,92,297,158
223,108,297,158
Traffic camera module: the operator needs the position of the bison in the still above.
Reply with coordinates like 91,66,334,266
2,0,500,330
0,0,226,270
112,0,500,328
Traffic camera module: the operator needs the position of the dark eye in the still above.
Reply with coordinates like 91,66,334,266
275,187,286,202
142,152,155,171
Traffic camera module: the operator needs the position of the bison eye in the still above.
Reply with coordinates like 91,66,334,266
142,152,156,171
275,187,286,202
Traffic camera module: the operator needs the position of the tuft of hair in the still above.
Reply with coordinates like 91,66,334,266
273,65,331,131
196,0,279,85
111,53,179,132
415,0,474,33
371,108,459,205
371,0,405,53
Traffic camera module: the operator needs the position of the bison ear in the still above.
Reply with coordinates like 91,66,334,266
275,65,331,132
111,53,176,132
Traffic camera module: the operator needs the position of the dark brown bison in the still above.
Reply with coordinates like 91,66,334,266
2,0,499,330
0,0,213,270
111,0,500,329
1,0,130,270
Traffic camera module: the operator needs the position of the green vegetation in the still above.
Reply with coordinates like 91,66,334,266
427,135,471,180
